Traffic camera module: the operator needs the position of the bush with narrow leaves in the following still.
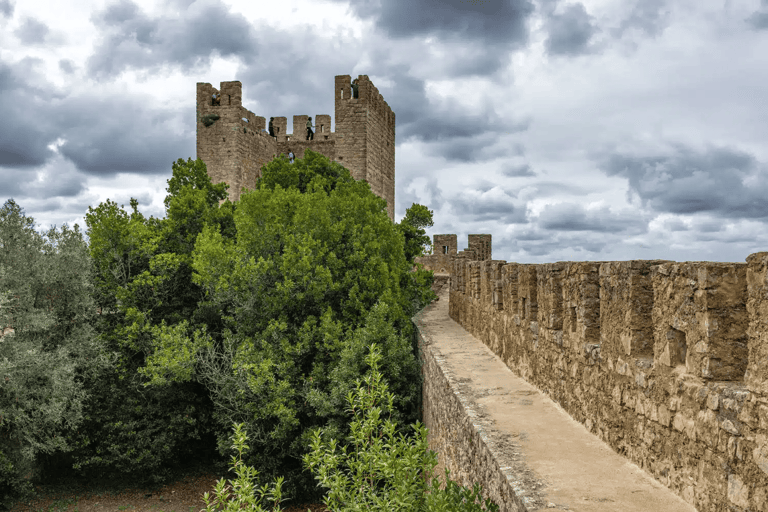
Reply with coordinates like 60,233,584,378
206,342,499,512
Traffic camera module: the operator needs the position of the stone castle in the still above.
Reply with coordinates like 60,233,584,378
415,233,768,511
195,75,396,220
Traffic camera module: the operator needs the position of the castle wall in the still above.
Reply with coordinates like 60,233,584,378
198,76,395,219
414,234,489,276
467,234,492,262
448,252,768,512
196,81,278,203
362,77,396,220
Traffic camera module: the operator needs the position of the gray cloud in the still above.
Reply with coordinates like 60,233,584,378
342,0,535,46
0,0,13,18
596,143,768,219
536,202,648,233
14,17,48,44
85,0,258,81
746,0,768,30
58,59,76,74
500,163,535,177
450,188,526,224
662,217,687,231
544,3,601,56
397,176,445,214
610,0,672,39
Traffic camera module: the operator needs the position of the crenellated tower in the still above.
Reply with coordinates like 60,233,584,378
195,75,396,219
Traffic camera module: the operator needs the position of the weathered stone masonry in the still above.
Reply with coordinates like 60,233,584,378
448,251,768,512
415,233,493,274
195,75,396,220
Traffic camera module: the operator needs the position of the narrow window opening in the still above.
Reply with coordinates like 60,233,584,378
666,327,687,368
570,306,577,332
341,89,344,99
443,246,448,254
339,156,343,161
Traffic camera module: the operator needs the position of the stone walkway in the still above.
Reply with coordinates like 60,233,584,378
415,284,697,512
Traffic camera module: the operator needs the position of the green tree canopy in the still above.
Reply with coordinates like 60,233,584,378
131,151,433,501
2,150,438,506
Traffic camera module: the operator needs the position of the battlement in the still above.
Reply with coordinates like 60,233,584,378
447,249,768,511
196,75,395,219
414,234,492,274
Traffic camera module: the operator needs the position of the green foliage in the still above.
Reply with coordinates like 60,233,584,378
397,203,434,263
144,151,425,502
205,343,500,512
2,150,441,508
1,159,235,501
201,114,220,127
0,199,120,508
256,150,357,197
201,422,287,512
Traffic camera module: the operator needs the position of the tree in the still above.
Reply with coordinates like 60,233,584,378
25,159,239,495
4,151,439,508
0,199,119,508
398,203,434,263
131,150,434,503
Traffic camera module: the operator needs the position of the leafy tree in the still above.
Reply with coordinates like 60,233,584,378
395,203,438,323
19,159,239,496
3,150,440,508
132,150,436,503
398,203,434,262
0,199,119,508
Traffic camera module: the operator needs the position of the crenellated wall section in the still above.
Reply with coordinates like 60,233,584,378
196,75,396,219
448,252,768,512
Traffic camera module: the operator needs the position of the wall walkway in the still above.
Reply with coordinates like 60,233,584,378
414,282,698,512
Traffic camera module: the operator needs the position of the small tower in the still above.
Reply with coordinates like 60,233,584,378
433,234,457,255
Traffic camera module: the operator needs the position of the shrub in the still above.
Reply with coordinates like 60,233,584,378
204,342,499,512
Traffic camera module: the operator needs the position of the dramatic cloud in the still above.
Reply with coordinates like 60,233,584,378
597,143,768,219
0,0,766,264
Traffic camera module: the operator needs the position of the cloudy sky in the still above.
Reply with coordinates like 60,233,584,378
1,0,767,265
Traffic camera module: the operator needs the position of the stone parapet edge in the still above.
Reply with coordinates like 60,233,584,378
412,297,535,512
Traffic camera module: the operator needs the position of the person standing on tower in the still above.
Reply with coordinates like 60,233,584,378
306,117,314,141
268,117,275,138
351,78,359,99
288,151,295,163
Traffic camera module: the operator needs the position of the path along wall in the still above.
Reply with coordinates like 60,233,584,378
448,252,768,512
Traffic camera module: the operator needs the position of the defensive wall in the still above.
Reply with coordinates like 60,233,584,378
415,234,493,274
420,241,768,511
195,75,396,219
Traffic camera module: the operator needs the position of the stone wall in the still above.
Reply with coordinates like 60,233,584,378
448,253,768,512
196,75,396,219
414,234,489,275
414,299,527,511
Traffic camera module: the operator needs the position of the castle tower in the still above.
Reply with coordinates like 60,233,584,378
433,234,457,255
196,75,396,219
196,81,277,203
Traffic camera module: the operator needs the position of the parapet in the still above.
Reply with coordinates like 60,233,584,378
414,234,490,274
448,251,768,511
